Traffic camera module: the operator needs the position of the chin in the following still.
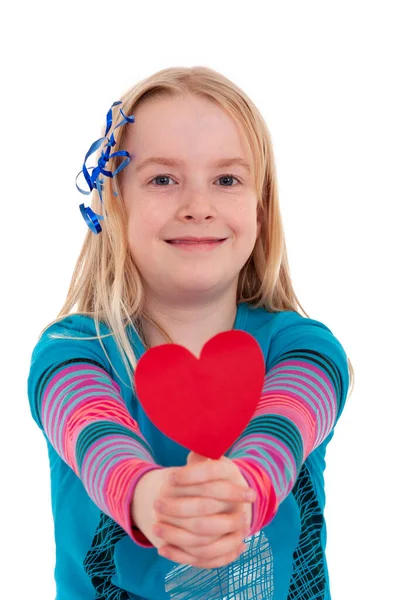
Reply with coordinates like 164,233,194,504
175,279,221,294
171,272,237,297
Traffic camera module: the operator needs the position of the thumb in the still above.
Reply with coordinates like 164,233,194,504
186,451,211,465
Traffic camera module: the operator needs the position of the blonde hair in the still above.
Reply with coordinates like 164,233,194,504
41,65,355,397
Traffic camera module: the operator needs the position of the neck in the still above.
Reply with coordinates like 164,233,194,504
141,290,238,357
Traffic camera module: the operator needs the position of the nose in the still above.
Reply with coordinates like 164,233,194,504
176,188,216,222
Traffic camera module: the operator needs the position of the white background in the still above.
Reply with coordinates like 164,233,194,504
1,1,398,598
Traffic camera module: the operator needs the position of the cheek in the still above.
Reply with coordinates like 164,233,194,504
232,202,259,239
126,201,164,240
123,182,159,230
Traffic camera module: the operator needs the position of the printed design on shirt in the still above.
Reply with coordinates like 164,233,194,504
164,529,274,600
287,462,326,599
83,511,130,600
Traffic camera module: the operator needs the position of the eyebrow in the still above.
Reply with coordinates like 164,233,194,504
133,156,252,173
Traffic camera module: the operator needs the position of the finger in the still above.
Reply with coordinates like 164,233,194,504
196,542,248,569
186,451,211,465
167,480,256,504
156,492,251,520
159,533,247,568
154,522,223,548
170,458,237,486
187,529,247,560
158,509,248,538
156,496,236,522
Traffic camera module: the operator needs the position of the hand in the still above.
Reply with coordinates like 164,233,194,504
152,452,256,568
183,451,254,539
131,466,177,549
130,460,250,551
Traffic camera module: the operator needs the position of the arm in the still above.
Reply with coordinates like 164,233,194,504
27,317,163,548
227,311,350,537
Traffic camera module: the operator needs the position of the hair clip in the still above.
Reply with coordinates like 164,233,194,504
75,101,135,234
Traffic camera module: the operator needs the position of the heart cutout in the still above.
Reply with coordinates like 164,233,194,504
135,330,265,459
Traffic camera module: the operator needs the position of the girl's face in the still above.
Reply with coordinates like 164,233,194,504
120,94,260,304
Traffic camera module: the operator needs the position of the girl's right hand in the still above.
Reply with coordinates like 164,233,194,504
130,467,176,549
130,464,254,567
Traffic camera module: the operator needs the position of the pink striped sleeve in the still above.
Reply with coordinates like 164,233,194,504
228,316,349,537
38,360,162,547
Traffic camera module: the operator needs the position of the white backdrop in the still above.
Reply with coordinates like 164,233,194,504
2,1,398,598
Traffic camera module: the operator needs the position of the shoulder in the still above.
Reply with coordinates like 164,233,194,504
38,313,107,339
241,302,349,376
29,314,112,374
240,302,327,337
242,302,338,341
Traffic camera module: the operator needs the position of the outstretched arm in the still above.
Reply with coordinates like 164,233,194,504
227,311,350,536
27,317,162,547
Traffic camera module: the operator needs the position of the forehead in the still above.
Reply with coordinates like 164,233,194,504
123,94,252,167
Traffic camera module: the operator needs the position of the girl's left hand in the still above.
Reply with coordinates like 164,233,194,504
185,451,254,527
153,451,255,567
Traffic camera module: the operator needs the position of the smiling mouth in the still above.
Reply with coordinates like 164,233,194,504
165,238,228,251
166,238,227,244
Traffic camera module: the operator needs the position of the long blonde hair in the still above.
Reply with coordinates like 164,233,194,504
41,65,355,396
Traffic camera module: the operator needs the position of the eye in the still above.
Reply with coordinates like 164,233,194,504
149,174,241,187
149,175,177,186
215,174,241,187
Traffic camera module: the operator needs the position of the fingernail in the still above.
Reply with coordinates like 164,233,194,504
153,524,164,538
158,546,169,558
244,489,256,501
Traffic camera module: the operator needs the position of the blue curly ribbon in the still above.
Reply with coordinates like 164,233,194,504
76,101,135,234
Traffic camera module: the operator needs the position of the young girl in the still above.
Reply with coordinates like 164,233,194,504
27,66,354,600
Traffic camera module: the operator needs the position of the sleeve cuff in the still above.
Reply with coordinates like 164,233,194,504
122,463,164,547
231,457,279,536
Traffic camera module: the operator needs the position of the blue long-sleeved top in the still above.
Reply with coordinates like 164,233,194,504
27,302,350,599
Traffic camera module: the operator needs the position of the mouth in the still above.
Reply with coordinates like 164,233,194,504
166,237,227,244
165,237,228,251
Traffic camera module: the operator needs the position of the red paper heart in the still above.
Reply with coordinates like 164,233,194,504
135,330,265,459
